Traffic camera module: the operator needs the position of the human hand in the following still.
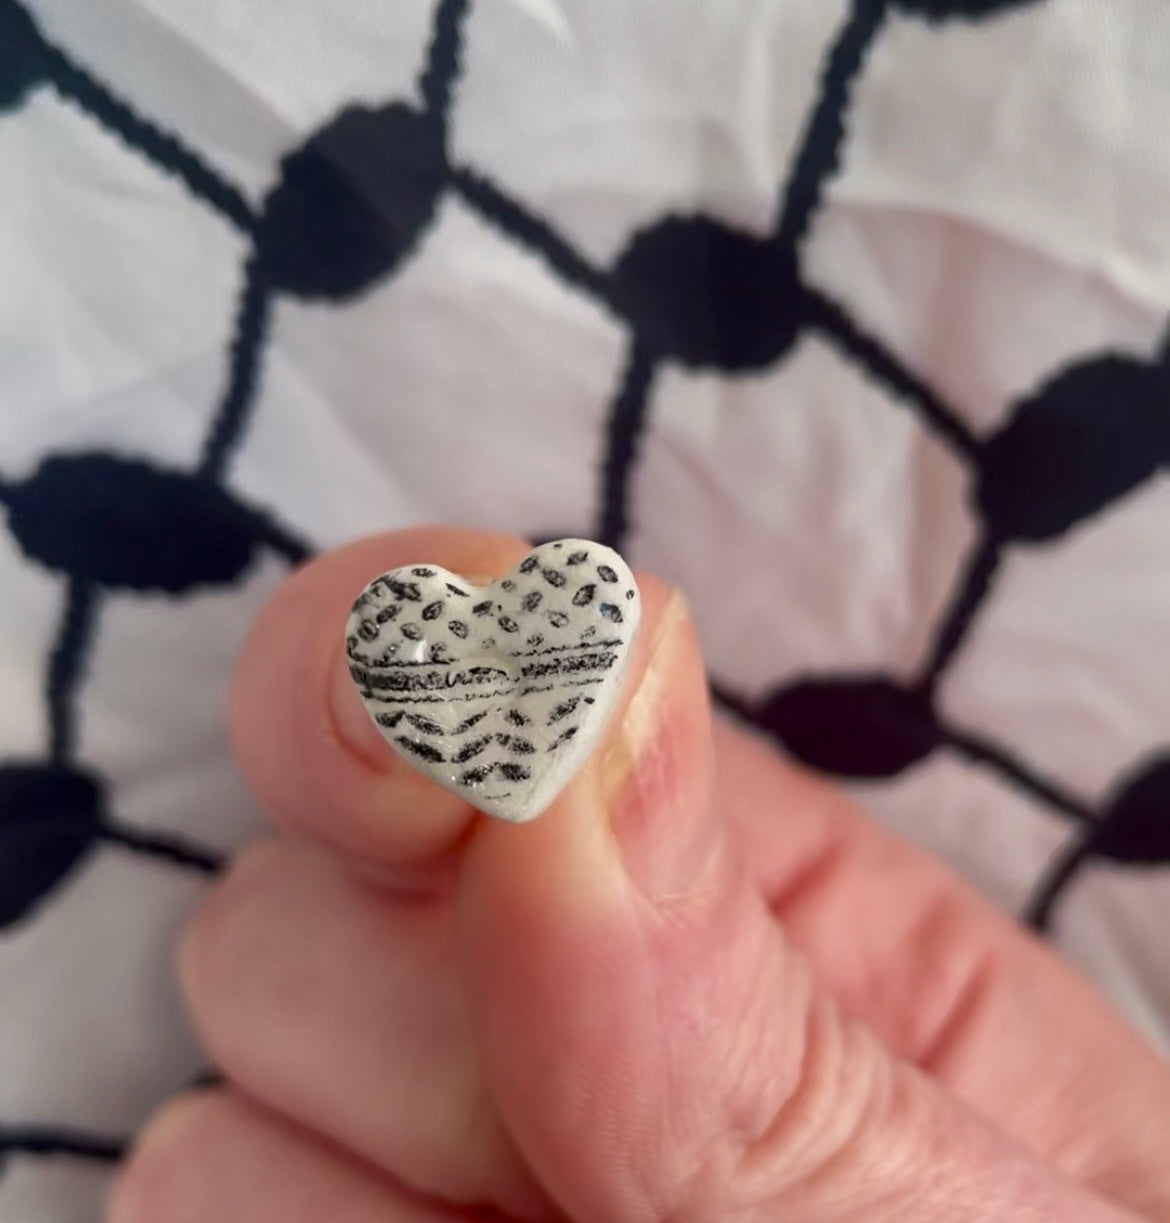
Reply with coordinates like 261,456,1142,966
109,527,1170,1222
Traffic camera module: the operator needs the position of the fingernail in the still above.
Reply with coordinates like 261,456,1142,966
327,643,397,771
601,590,722,903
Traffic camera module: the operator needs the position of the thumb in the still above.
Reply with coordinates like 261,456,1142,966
456,592,1141,1223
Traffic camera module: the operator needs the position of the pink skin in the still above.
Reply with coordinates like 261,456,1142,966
108,528,1170,1223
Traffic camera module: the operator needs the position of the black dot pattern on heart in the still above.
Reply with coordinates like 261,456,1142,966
346,541,640,814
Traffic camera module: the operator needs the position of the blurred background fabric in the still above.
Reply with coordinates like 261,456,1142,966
1,1,1169,1218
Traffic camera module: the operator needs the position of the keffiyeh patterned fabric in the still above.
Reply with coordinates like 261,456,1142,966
1,1,1168,1218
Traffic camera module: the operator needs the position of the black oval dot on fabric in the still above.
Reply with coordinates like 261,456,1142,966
1091,755,1170,864
526,633,544,648
611,216,803,370
598,603,623,623
757,677,941,778
547,610,570,628
5,454,261,592
0,0,49,112
572,584,596,607
977,357,1170,542
449,620,469,639
596,565,619,583
375,604,400,624
473,600,494,616
428,642,451,663
412,567,437,577
519,556,540,574
357,618,379,642
894,0,1046,18
625,589,636,600
0,763,104,929
255,103,447,299
542,568,567,588
499,763,532,783
501,579,516,591
521,590,543,612
498,615,520,633
401,623,422,641
422,601,445,621
566,551,589,565
446,583,468,597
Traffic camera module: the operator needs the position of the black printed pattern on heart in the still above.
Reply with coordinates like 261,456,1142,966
1,0,1163,1195
345,543,640,820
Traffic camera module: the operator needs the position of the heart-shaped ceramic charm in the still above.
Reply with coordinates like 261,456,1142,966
344,540,642,823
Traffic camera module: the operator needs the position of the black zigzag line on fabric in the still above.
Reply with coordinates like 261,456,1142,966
598,338,657,551
196,252,273,482
917,534,1003,691
449,165,616,306
775,0,891,253
46,579,100,765
803,286,981,460
36,33,256,233
0,1124,126,1164
1022,833,1095,932
940,723,1096,826
244,506,316,567
99,819,225,874
418,0,472,121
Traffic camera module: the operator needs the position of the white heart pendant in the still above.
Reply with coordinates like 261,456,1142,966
345,540,642,823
